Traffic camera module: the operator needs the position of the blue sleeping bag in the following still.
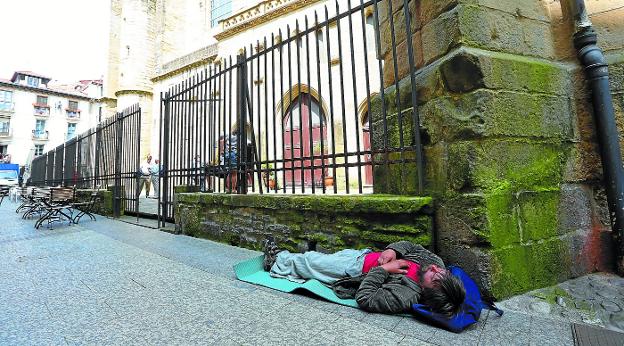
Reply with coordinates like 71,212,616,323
411,266,503,333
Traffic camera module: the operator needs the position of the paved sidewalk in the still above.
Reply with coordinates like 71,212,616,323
0,200,622,345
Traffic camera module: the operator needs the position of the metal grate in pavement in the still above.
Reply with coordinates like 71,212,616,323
572,323,624,346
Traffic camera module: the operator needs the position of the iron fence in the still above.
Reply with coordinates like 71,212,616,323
29,105,141,217
160,0,423,222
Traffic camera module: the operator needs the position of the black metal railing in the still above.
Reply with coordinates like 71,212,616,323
29,105,141,217
159,0,423,222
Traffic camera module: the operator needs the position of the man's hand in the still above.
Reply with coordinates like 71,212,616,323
378,249,397,265
380,259,410,274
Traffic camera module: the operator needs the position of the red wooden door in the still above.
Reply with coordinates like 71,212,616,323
283,94,327,187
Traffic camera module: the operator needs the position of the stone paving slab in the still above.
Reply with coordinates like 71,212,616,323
1,200,621,345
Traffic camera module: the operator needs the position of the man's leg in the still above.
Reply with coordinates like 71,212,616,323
151,176,159,197
145,178,151,197
270,247,370,284
138,178,145,197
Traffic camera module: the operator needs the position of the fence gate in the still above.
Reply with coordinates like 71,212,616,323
100,105,142,217
29,104,141,219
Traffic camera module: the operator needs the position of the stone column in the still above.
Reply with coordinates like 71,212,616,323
110,0,157,158
372,0,622,299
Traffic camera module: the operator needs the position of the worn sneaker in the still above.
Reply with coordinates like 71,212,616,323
262,236,281,271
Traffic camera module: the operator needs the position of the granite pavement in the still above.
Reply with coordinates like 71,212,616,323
1,199,622,345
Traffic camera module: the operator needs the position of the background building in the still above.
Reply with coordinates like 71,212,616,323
0,71,103,167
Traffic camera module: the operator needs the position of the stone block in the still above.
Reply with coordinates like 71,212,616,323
475,49,572,95
463,0,550,22
371,47,573,136
607,53,624,92
419,0,459,25
439,52,484,93
590,7,624,52
436,193,490,246
420,89,573,144
372,151,421,195
419,4,556,64
458,5,556,59
563,96,603,182
379,2,411,60
557,184,593,234
446,140,568,193
567,225,616,276
436,240,494,298
382,31,423,87
371,107,417,149
423,142,448,195
421,7,461,63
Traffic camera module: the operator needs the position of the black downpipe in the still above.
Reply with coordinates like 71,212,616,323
572,0,624,274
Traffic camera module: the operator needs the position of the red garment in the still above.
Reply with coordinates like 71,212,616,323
362,252,421,282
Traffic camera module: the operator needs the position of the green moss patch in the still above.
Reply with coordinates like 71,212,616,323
177,193,432,214
491,238,570,297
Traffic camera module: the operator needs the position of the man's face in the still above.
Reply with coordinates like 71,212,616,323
420,264,447,289
147,155,152,163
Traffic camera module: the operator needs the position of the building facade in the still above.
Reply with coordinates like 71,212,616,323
106,0,376,189
0,71,102,167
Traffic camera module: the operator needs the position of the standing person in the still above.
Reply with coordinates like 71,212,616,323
138,154,152,198
150,158,161,198
263,239,465,316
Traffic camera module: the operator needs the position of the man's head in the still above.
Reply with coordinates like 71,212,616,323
147,154,152,163
419,264,466,318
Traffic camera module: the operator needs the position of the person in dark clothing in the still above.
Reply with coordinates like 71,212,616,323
263,239,465,317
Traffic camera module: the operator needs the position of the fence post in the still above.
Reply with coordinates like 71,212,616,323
161,93,171,226
237,52,248,194
113,111,123,217
94,125,101,190
136,105,141,222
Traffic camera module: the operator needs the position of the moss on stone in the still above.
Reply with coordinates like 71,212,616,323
176,190,434,254
491,238,570,298
517,190,560,242
178,193,432,214
484,188,519,248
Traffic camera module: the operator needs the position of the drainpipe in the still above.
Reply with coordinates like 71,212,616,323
570,0,624,274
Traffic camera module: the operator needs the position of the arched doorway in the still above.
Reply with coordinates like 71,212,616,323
283,94,327,187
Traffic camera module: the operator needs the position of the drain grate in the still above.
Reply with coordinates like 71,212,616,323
572,323,624,346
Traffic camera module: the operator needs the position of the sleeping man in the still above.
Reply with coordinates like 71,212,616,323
263,239,466,317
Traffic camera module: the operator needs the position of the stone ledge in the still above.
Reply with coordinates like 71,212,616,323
177,193,432,214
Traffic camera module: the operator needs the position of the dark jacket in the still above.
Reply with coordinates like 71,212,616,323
331,241,445,314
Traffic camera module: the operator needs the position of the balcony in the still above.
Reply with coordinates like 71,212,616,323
0,128,11,139
66,109,81,121
33,104,50,117
0,102,15,116
32,130,49,141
